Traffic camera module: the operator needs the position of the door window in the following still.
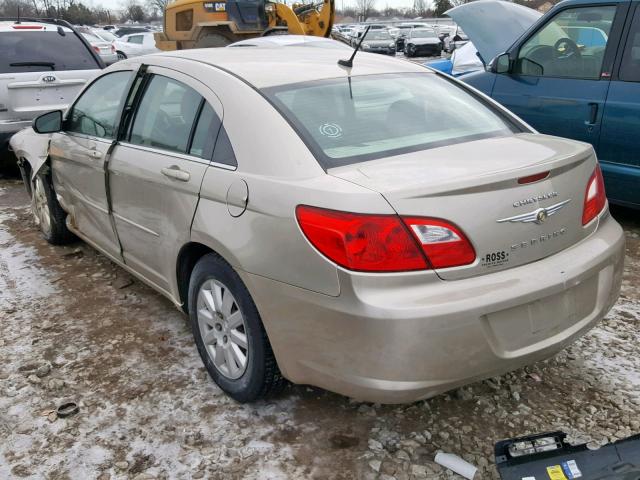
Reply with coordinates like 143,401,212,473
67,71,133,139
515,5,616,79
620,5,640,81
129,75,203,154
189,102,221,158
127,35,143,44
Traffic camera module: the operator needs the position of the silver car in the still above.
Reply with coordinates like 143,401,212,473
11,48,624,403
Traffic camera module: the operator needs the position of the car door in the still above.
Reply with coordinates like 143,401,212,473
125,35,145,57
49,69,135,259
108,67,223,294
599,2,640,207
491,3,626,147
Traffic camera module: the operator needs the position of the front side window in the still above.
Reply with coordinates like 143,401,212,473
265,73,519,168
620,5,640,82
128,35,143,44
67,71,133,139
129,75,202,154
515,5,616,79
0,31,100,73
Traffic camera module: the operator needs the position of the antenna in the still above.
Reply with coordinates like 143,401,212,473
338,25,371,68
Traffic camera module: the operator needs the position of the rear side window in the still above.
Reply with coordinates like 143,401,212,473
620,5,640,81
129,75,202,154
67,71,133,139
0,31,100,73
128,35,143,44
264,73,519,168
189,102,221,159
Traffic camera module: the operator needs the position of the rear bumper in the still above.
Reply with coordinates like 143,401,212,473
243,213,624,403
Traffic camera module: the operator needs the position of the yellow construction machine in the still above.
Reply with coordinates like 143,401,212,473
155,0,335,50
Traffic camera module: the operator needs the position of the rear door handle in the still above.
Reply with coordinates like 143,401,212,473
161,165,190,182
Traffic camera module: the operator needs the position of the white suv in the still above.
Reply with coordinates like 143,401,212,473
0,19,103,169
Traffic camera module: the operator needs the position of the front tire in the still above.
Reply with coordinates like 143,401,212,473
188,253,285,402
31,171,75,245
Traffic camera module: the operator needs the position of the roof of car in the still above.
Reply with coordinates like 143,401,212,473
0,21,74,33
151,47,431,89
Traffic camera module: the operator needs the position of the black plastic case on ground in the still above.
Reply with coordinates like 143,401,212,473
495,430,640,480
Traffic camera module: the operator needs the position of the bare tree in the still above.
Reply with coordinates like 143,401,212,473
354,0,376,21
413,0,427,16
146,0,167,19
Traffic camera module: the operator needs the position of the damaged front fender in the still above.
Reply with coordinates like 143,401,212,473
9,127,52,182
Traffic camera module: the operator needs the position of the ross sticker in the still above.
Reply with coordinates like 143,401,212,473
546,465,568,480
481,250,509,268
561,460,582,479
318,123,342,138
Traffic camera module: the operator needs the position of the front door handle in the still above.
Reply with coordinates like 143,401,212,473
89,149,102,159
161,165,190,182
586,102,599,125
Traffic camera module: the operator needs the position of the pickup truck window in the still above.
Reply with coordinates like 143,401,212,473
620,5,640,82
515,5,616,79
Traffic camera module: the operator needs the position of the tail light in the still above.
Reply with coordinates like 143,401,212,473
403,218,476,269
111,44,116,53
296,205,475,272
92,45,101,54
582,165,606,225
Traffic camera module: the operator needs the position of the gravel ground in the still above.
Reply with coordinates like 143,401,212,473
1,177,639,480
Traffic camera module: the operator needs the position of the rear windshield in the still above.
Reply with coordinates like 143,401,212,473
0,31,99,73
264,73,520,168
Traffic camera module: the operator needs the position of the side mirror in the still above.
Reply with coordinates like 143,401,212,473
33,110,63,134
492,52,511,74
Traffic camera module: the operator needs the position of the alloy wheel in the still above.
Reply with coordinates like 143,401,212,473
33,177,51,236
196,279,248,379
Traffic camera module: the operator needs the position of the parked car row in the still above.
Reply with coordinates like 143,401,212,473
332,22,466,57
1,5,636,405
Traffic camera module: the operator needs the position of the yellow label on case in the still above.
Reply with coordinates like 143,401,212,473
547,465,568,480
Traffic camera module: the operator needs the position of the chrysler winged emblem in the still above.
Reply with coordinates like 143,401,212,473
497,199,571,225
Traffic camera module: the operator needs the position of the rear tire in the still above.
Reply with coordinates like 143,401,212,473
116,51,127,60
188,253,285,402
32,171,75,245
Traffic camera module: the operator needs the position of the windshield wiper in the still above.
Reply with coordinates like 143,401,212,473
10,61,56,70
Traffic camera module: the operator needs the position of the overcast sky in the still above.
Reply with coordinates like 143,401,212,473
94,0,422,15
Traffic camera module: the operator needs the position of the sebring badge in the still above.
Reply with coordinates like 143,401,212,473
497,199,571,225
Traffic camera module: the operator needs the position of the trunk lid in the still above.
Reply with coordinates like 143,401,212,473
329,133,599,280
0,70,92,124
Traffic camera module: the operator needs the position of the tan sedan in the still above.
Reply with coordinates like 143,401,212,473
11,47,624,403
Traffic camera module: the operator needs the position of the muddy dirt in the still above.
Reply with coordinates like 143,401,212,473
1,178,639,480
